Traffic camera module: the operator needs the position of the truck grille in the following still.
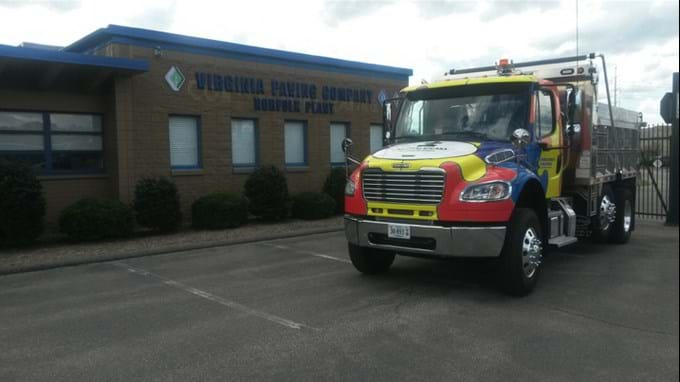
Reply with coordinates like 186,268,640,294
362,169,445,204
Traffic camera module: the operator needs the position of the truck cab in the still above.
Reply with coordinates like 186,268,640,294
343,54,639,296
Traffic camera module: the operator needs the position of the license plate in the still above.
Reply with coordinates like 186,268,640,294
388,224,411,239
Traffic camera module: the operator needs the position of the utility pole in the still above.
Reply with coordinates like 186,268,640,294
614,65,618,107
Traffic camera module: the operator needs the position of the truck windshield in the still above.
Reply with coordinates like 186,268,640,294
395,85,530,142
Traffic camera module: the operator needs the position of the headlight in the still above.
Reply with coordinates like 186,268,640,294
460,181,511,202
345,180,356,196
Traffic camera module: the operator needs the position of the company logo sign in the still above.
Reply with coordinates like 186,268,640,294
193,71,375,115
377,89,387,105
165,66,186,91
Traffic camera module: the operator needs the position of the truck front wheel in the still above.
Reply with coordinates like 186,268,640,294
348,243,395,275
500,208,543,296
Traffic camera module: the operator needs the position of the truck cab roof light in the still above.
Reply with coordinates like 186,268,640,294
496,58,515,76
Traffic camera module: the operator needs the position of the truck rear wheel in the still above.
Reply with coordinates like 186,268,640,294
592,185,616,243
609,188,634,244
348,243,395,275
500,208,543,296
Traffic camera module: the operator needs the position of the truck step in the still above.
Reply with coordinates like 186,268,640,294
548,235,578,248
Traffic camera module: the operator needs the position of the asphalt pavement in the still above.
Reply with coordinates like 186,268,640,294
1,221,678,381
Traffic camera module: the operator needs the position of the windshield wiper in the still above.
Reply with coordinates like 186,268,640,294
441,131,489,141
395,131,507,143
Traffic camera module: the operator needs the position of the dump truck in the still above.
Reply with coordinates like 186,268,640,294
342,53,642,295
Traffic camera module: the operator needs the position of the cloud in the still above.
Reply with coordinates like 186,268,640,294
414,0,477,18
127,2,176,31
321,0,387,26
480,0,560,19
536,0,679,55
0,0,677,123
0,0,80,12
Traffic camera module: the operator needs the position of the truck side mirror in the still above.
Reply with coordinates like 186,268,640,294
567,88,582,124
383,102,392,126
341,137,354,154
382,96,403,145
511,128,531,149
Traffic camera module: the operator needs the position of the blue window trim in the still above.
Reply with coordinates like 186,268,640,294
0,109,105,176
330,121,350,166
169,114,202,170
284,119,308,167
63,25,411,81
230,117,259,168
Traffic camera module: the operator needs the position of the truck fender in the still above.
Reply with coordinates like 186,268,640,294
512,174,549,244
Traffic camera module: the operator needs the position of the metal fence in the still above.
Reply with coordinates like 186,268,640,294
637,124,672,219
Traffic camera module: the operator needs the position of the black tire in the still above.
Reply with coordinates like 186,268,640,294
591,184,616,243
609,188,634,244
500,208,543,296
348,243,395,275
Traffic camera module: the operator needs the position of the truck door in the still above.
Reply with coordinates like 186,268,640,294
535,88,564,198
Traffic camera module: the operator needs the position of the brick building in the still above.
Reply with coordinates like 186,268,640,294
0,25,411,223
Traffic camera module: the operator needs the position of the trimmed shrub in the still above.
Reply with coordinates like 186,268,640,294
59,198,134,242
192,193,249,230
292,192,336,220
244,166,289,221
323,167,346,214
0,160,46,246
133,177,182,232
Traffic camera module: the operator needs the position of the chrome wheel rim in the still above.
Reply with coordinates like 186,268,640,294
599,195,616,231
521,227,542,279
623,200,632,233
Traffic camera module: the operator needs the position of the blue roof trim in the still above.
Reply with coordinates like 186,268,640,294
64,25,412,80
0,43,149,72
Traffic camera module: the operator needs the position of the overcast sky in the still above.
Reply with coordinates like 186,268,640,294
0,0,677,123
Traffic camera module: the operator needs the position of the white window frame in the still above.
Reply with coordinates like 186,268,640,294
169,115,201,170
231,118,258,168
370,124,384,153
284,120,307,167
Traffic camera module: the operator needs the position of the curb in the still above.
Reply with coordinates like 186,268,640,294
0,226,344,276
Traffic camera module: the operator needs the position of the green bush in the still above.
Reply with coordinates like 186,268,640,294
192,193,249,230
59,198,134,242
291,192,336,220
323,167,346,214
244,166,289,221
133,177,182,232
0,160,46,246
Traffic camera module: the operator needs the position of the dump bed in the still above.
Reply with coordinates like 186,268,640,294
571,103,640,185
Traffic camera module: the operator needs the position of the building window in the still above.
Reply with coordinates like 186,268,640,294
0,111,103,174
169,115,201,169
50,113,103,172
284,121,306,167
370,124,384,153
231,118,257,167
330,122,348,165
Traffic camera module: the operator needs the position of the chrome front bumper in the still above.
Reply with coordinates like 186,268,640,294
344,216,506,258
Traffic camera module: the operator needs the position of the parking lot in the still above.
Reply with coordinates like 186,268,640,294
1,221,678,381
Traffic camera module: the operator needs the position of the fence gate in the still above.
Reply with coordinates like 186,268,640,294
637,124,672,219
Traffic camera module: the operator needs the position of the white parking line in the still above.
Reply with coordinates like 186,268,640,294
112,261,317,331
261,243,351,264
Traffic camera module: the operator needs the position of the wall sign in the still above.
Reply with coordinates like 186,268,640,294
165,66,186,92
194,71,375,115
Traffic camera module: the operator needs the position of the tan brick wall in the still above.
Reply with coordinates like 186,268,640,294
112,43,407,217
1,43,407,224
